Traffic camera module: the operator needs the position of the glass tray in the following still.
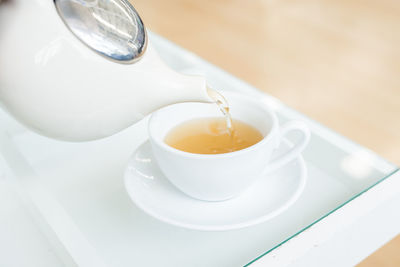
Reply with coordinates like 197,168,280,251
0,33,398,267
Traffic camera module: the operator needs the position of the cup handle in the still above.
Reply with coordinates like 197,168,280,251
264,120,310,174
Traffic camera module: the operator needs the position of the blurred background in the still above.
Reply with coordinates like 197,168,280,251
130,0,400,266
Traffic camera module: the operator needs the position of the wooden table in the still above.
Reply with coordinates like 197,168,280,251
131,0,400,266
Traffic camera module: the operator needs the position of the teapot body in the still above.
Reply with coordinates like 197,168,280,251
0,0,209,141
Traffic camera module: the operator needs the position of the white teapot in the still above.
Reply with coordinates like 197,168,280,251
0,0,212,141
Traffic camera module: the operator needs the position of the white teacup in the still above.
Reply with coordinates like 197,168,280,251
148,92,310,201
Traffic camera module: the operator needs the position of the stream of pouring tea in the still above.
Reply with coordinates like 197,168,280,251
206,87,233,134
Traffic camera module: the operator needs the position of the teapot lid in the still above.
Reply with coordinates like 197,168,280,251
55,0,147,64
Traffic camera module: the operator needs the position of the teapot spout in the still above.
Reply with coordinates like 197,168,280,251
135,44,214,115
146,74,213,112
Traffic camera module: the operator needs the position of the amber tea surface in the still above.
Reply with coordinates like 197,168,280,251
165,117,263,154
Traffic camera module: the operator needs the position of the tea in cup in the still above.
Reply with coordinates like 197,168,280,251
148,92,310,201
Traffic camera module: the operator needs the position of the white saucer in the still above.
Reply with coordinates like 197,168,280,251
124,140,307,231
